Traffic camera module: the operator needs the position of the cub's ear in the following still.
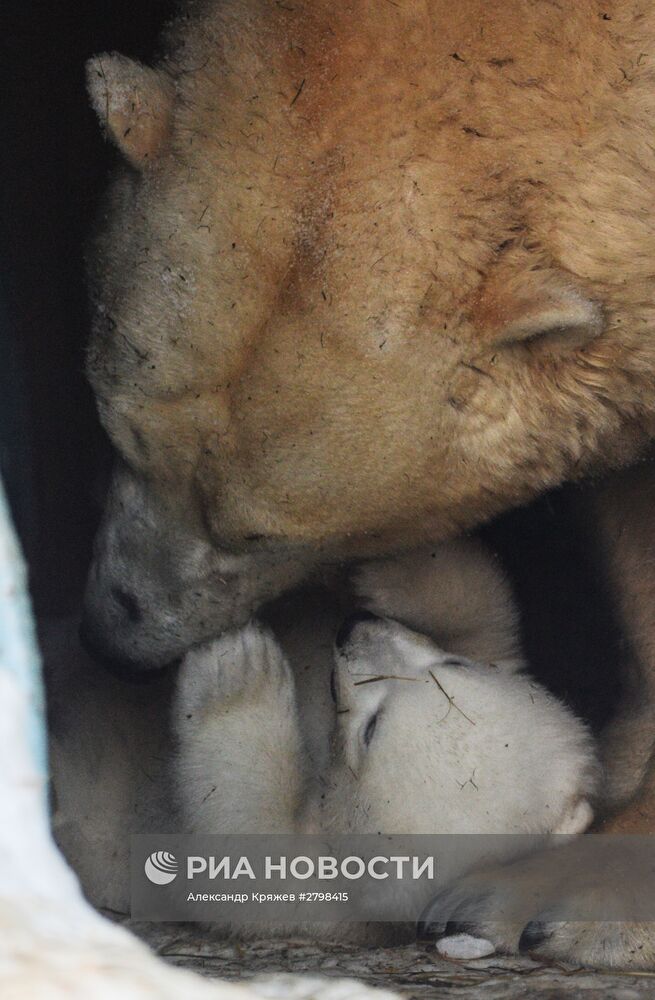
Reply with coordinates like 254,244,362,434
474,251,603,351
86,53,174,169
553,797,594,835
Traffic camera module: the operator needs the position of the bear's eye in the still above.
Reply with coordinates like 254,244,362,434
330,667,337,705
363,712,379,747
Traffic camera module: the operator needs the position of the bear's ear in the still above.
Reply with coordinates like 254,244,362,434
474,252,603,351
86,53,174,169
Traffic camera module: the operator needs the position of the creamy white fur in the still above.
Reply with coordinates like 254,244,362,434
174,624,596,839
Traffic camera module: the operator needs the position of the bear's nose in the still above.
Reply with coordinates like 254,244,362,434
335,610,380,650
111,586,143,624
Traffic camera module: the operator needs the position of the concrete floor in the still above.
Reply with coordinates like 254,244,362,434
132,925,655,1000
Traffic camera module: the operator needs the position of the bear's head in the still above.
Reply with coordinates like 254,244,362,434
82,2,655,668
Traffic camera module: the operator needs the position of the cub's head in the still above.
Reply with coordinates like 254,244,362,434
324,613,597,838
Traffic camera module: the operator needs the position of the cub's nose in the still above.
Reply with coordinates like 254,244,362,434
335,610,381,650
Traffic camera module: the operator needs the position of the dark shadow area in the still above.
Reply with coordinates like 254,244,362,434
483,486,623,732
0,0,176,613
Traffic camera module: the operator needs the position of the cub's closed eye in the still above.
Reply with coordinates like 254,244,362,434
442,657,466,668
330,667,337,704
364,712,379,746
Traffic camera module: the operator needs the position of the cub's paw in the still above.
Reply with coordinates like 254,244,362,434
175,621,293,721
419,840,655,969
352,540,497,634
352,552,424,623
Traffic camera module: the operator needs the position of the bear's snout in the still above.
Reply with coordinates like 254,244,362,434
110,586,143,624
78,616,173,684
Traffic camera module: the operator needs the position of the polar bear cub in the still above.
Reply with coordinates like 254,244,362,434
173,540,597,858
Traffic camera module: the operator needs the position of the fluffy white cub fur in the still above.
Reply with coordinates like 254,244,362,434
174,540,598,909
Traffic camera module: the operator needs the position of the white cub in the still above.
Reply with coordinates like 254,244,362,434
323,615,595,839
173,539,598,895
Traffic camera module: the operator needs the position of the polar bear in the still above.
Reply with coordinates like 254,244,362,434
172,541,597,936
81,1,655,677
80,0,655,964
